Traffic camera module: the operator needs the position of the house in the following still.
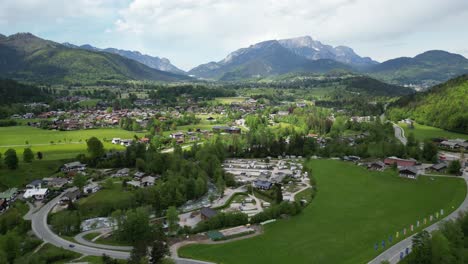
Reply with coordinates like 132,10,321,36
368,161,386,171
141,176,156,187
212,126,241,134
170,132,184,139
134,171,145,179
0,188,17,202
61,161,86,172
399,167,419,179
277,111,289,116
111,138,121,144
120,139,133,147
113,168,130,177
253,180,273,190
60,189,81,204
439,139,468,150
83,182,100,194
43,178,68,188
23,188,48,200
343,156,361,162
127,180,141,188
384,157,417,167
26,179,43,189
430,163,448,173
200,207,218,221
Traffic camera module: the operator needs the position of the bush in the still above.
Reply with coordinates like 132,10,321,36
250,201,303,224
192,212,248,233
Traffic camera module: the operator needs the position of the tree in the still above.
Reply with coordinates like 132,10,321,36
87,137,105,159
274,183,283,204
150,239,169,264
36,151,43,160
448,160,461,175
73,174,87,192
422,141,438,162
129,241,148,264
4,149,18,170
431,231,454,264
166,206,179,234
23,147,34,163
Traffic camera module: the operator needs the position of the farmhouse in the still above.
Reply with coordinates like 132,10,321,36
200,207,218,221
399,167,419,179
26,179,43,189
384,157,417,167
439,139,468,150
23,188,48,200
60,189,81,204
113,168,130,177
83,182,100,194
430,163,448,173
61,161,86,172
43,177,68,188
368,161,386,171
141,176,156,187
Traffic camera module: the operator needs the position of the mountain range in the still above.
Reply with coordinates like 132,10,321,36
188,36,468,85
1,32,468,86
62,43,185,75
188,38,353,80
0,33,190,84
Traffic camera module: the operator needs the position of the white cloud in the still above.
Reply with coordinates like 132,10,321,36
111,0,468,69
1,0,468,69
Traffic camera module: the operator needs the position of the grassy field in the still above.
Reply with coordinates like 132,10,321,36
399,122,468,141
0,159,65,189
210,97,248,105
179,159,466,264
0,126,146,159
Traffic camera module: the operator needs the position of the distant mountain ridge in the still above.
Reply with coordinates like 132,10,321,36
63,42,185,75
0,33,190,84
369,50,468,86
189,38,353,80
277,36,378,67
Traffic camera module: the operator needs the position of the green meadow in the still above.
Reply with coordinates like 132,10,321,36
0,126,145,189
399,122,468,142
179,159,466,264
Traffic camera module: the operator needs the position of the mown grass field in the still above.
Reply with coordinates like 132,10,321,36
399,122,468,142
0,126,145,189
179,159,466,264
0,126,146,159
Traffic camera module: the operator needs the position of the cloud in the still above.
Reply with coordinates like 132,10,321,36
1,0,468,69
111,0,468,68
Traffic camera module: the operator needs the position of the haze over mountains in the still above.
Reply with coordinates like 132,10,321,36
0,33,190,84
62,42,185,75
1,32,468,86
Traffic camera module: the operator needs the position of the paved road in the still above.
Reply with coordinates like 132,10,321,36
393,123,407,145
368,174,468,264
30,188,130,259
74,228,132,251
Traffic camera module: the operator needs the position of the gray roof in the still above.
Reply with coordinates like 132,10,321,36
201,207,218,219
399,166,418,175
431,163,447,170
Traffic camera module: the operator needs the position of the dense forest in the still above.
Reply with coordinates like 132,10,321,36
388,74,468,133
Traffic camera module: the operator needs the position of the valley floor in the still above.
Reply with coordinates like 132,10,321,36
178,159,466,264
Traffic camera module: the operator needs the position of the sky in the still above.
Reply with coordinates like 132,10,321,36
1,0,468,70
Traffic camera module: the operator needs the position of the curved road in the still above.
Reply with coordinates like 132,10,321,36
393,123,407,145
74,228,132,251
368,174,468,264
30,188,130,259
